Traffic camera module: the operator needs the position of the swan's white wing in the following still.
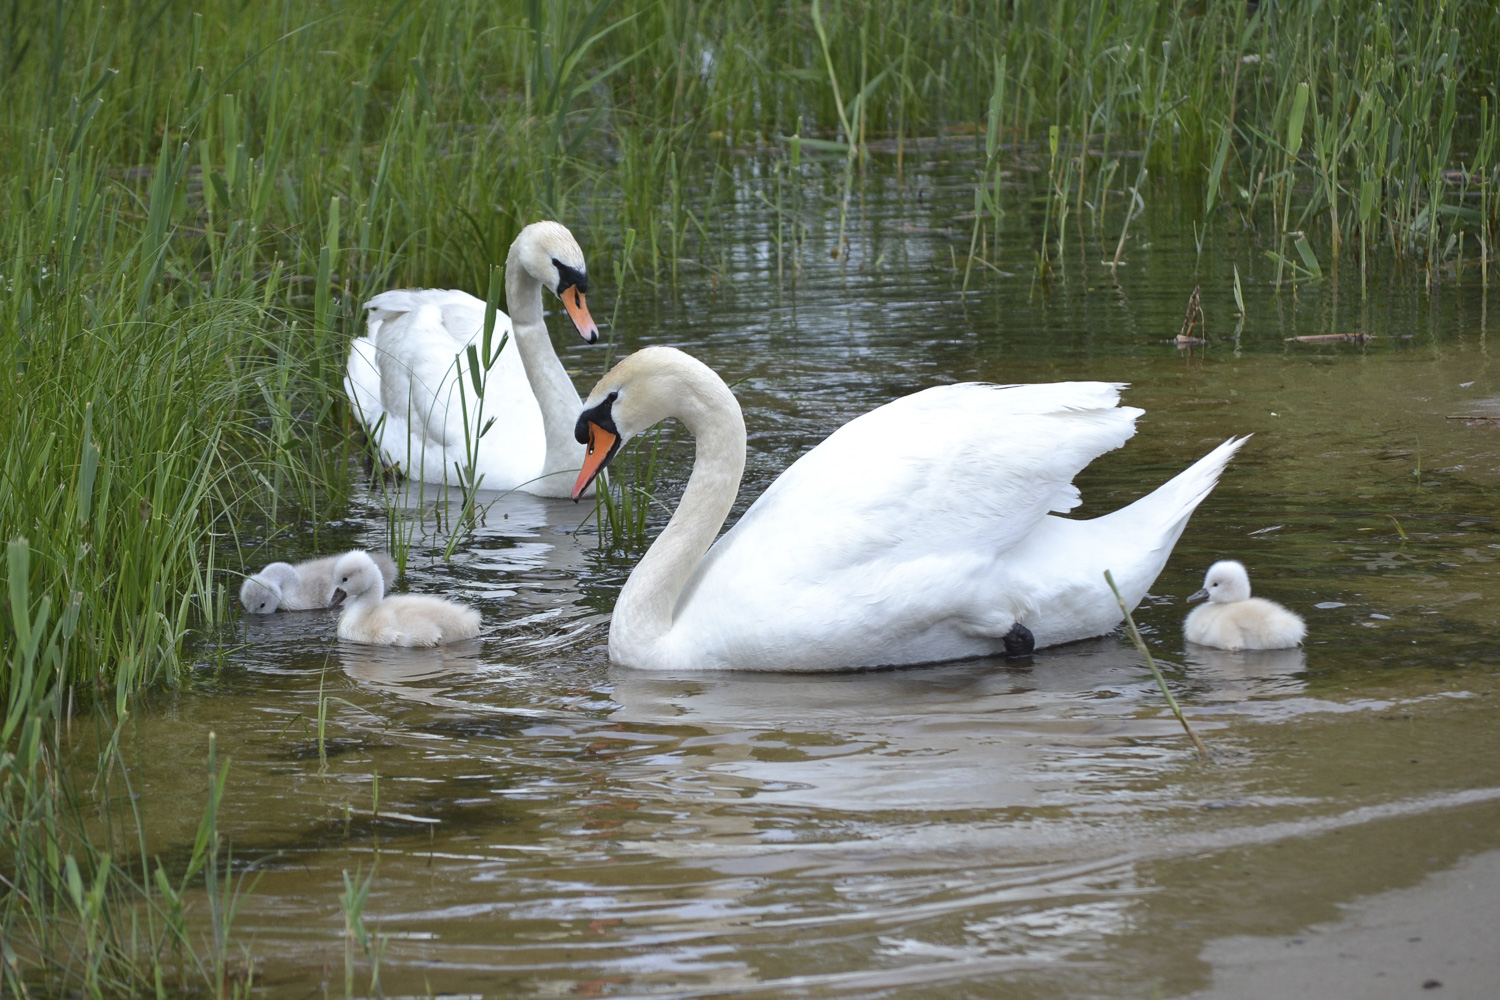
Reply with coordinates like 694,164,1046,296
702,381,1137,576
366,288,486,349
371,304,472,452
360,290,544,486
670,382,1142,669
343,335,385,434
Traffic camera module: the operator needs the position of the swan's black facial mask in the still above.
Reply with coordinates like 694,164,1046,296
552,259,588,297
572,391,622,500
552,259,599,344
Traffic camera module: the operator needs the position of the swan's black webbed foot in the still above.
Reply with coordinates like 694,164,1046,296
1002,623,1035,658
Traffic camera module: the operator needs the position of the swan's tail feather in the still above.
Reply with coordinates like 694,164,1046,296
1000,436,1248,650
1110,435,1249,537
1093,435,1249,608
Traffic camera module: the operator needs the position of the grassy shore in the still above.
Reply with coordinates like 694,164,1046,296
2,0,1499,992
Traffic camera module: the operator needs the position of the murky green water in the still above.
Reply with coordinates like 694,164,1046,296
110,148,1500,997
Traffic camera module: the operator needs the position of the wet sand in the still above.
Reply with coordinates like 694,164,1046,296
1192,849,1500,999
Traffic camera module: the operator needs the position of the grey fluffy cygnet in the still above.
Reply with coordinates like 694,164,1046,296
240,551,397,614
328,550,481,646
1184,560,1306,651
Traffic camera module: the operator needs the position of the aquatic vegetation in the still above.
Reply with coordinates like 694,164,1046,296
339,863,387,998
1105,569,1210,760
0,632,257,996
589,425,671,554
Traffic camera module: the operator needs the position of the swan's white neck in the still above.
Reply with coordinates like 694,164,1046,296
340,586,383,621
505,240,582,497
610,376,746,667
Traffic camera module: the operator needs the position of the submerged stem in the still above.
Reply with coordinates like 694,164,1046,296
1104,570,1210,761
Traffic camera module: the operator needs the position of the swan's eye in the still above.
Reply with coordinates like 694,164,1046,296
341,575,349,582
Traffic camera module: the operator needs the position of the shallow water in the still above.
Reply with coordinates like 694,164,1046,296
120,148,1500,997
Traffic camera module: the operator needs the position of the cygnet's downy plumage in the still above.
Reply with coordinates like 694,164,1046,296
329,550,481,646
1184,560,1305,651
241,551,397,614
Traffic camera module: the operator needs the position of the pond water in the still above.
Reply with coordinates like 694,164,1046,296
114,145,1500,997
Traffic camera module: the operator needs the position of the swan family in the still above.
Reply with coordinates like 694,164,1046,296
240,548,479,645
246,219,1300,660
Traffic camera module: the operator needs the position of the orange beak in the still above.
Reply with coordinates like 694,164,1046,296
561,286,599,343
572,423,618,500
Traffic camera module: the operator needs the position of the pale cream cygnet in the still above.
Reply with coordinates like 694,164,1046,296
1184,560,1305,651
241,550,396,614
328,550,480,646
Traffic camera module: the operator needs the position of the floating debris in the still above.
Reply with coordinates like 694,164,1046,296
1285,332,1376,343
1176,285,1207,345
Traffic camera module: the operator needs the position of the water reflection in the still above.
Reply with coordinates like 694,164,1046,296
338,640,484,687
605,641,1214,815
1181,644,1308,702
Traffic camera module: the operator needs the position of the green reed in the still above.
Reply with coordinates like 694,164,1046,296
1,594,255,997
590,425,670,554
339,864,386,999
1104,570,1209,761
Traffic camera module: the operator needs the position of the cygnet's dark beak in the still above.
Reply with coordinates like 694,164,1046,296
330,588,348,607
1186,588,1208,602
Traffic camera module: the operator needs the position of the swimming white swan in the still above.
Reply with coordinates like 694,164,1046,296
571,347,1247,672
1184,560,1305,650
344,221,599,497
328,551,481,646
241,550,397,614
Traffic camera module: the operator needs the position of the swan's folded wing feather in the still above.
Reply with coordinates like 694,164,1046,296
366,288,486,347
370,304,470,450
689,381,1141,595
344,336,385,434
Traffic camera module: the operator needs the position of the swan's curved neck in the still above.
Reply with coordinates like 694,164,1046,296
505,243,581,496
611,379,746,665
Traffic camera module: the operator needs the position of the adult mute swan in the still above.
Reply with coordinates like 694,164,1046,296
344,221,599,497
329,551,481,646
1184,560,1305,650
241,550,397,614
571,347,1247,672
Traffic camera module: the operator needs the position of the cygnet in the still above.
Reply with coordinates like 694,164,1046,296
241,550,397,614
328,550,481,646
1184,560,1306,651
